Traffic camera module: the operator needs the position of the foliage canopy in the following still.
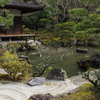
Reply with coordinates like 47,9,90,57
0,0,14,29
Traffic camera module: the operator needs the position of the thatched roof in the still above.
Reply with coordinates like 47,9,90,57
5,0,45,14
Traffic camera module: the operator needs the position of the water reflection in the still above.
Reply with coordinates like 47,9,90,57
19,46,100,78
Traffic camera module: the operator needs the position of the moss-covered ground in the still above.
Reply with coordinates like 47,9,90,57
52,83,100,100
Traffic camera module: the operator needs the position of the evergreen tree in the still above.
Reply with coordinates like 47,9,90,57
0,0,14,30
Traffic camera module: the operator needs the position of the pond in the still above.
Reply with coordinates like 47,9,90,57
21,46,100,78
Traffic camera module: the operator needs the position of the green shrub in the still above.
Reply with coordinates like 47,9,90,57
88,14,100,21
22,42,33,50
0,52,32,80
0,49,7,57
0,74,9,80
5,42,21,54
68,8,88,17
54,22,75,40
75,19,92,31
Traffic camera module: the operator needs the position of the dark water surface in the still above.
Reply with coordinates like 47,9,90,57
23,46,100,78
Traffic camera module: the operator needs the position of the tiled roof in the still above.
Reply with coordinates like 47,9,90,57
5,0,44,9
5,0,45,14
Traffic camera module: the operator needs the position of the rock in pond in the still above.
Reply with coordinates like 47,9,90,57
27,77,45,86
28,40,42,46
76,48,88,53
19,55,31,63
19,44,27,51
76,42,83,46
29,93,55,100
46,68,67,81
83,42,88,46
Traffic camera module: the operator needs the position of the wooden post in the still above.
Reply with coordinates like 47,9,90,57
33,36,35,41
9,38,11,43
0,38,2,43
26,37,27,43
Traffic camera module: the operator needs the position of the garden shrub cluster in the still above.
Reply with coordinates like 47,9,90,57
0,49,7,57
5,42,21,55
0,52,32,80
52,8,100,44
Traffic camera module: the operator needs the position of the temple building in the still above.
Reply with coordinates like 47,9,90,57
0,0,44,42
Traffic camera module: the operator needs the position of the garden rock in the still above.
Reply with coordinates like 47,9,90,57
29,93,55,100
69,75,89,86
19,55,31,63
76,42,83,46
71,39,77,46
88,38,95,42
19,44,27,51
77,58,89,68
27,77,45,86
59,41,68,47
0,43,7,48
83,42,88,46
90,42,100,47
46,68,67,80
77,38,82,42
0,69,8,74
28,40,42,46
76,48,88,53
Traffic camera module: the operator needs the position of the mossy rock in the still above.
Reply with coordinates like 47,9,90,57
6,42,21,51
0,74,9,80
22,42,31,50
46,68,67,81
52,83,100,100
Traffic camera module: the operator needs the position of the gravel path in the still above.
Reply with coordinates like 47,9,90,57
0,69,90,100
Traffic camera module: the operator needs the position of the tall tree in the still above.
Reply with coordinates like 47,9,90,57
42,0,61,25
59,0,72,23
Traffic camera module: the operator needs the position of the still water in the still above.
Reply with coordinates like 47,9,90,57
22,46,100,78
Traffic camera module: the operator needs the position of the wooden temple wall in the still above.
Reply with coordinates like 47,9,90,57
6,17,22,35
0,9,22,35
0,27,6,35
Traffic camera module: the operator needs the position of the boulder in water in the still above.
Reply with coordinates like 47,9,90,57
19,44,27,51
76,48,88,53
83,42,88,46
76,42,83,46
19,55,31,63
27,77,45,86
46,68,67,81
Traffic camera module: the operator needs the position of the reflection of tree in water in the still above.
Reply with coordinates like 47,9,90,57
32,46,67,77
19,46,80,77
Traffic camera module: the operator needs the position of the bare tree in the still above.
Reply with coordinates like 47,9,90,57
32,46,66,77
60,0,72,23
